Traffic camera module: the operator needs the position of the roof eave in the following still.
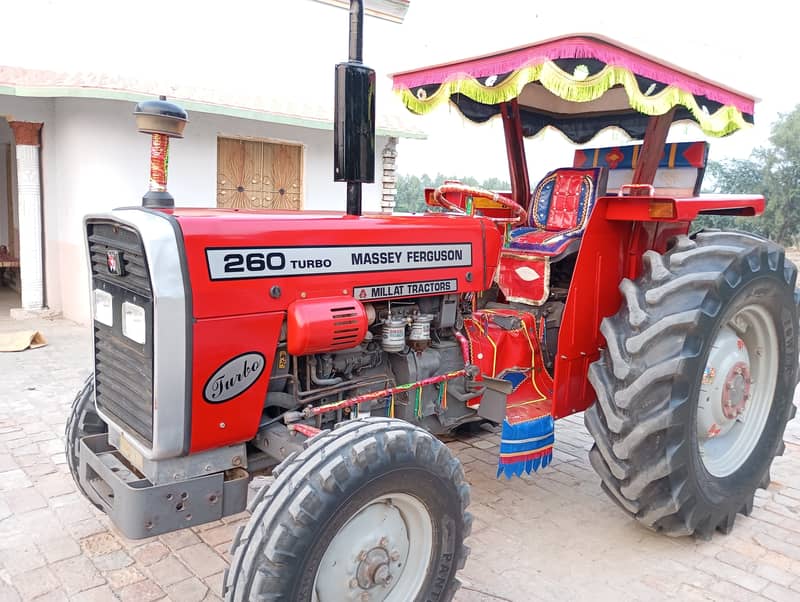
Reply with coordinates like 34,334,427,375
0,84,427,140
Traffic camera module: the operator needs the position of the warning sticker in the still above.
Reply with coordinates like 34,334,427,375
354,279,458,300
206,243,472,281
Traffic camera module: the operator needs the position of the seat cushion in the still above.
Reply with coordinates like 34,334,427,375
506,227,581,258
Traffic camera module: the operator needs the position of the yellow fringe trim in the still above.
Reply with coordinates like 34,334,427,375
397,61,750,138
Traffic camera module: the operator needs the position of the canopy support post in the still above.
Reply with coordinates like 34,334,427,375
632,108,677,185
500,100,530,211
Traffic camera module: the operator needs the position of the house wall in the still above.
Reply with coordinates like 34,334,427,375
0,96,388,323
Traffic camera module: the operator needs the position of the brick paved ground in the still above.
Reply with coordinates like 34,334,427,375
1,314,799,601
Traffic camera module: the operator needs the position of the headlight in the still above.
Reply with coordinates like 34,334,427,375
122,302,146,344
94,289,113,326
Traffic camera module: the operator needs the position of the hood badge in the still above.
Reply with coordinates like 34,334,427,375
106,250,125,276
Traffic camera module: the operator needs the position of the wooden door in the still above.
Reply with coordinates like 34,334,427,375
262,143,302,209
217,138,302,210
217,138,262,209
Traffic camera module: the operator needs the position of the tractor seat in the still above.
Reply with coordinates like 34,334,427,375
507,167,607,260
497,167,607,306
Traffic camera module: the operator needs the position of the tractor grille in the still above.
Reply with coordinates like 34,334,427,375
87,221,154,446
88,224,151,296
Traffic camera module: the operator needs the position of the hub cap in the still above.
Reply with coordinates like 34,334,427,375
697,304,778,477
313,493,433,602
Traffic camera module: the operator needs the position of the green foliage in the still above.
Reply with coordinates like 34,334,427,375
394,173,510,213
696,104,800,245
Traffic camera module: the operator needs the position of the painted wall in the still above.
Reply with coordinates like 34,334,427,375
0,96,389,323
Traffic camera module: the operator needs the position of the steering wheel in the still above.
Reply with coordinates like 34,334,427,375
432,183,528,225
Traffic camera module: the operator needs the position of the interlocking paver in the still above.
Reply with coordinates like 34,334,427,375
49,556,105,595
70,585,119,602
148,555,192,588
104,565,147,589
92,549,134,572
176,544,227,579
166,577,209,602
131,541,170,566
763,582,800,602
11,566,60,600
117,579,165,601
2,315,800,601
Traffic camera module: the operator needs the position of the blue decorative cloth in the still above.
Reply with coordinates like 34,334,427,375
497,414,555,478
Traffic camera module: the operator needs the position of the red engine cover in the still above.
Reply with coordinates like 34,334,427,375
165,209,503,454
287,297,368,355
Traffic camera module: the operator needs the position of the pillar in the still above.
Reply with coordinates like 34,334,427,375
380,137,397,214
8,121,44,310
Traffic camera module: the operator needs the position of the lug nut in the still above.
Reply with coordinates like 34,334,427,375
379,537,389,547
374,565,391,585
390,550,400,561
349,578,358,589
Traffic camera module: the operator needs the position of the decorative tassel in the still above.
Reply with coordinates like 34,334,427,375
441,380,448,410
497,414,555,479
398,60,747,138
414,387,423,419
389,393,395,418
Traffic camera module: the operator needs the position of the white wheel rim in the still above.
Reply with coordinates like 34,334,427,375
696,304,778,477
313,493,434,602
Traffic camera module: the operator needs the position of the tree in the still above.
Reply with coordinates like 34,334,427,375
761,107,800,244
394,173,511,213
696,104,800,246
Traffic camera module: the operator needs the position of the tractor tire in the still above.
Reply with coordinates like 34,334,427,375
65,375,108,511
585,232,799,538
224,417,471,602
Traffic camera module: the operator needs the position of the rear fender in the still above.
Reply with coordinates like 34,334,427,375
551,193,764,419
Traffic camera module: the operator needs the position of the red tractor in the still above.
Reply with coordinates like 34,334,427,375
67,10,798,602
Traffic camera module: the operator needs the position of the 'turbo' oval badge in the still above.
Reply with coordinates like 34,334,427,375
204,352,265,403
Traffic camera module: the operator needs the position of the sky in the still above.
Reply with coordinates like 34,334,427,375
387,1,800,181
1,1,796,184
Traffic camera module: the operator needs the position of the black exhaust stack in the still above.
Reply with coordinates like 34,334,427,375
134,97,188,208
334,0,376,216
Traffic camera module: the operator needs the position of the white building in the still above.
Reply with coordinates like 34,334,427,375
0,0,420,324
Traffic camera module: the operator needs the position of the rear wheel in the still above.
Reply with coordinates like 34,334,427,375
65,375,108,511
585,232,799,537
224,417,471,601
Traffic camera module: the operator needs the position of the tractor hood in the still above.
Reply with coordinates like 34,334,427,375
169,208,503,318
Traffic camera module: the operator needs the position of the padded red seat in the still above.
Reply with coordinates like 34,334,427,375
507,167,607,258
498,167,606,305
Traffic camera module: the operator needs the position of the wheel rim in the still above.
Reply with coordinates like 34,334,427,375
313,493,434,602
697,303,778,477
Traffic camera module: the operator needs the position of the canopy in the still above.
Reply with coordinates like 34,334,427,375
391,34,755,143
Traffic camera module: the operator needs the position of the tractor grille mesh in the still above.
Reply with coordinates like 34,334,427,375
88,224,151,296
329,304,363,349
87,221,154,446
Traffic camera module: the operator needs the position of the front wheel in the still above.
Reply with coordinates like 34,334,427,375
65,375,108,511
585,232,799,538
224,417,471,602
